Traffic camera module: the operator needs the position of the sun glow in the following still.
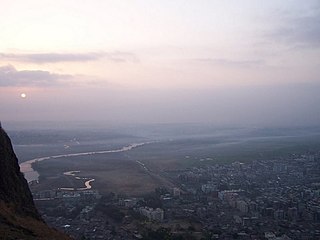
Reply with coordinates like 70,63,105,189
20,93,27,98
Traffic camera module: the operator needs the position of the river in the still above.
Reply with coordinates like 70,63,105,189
59,171,95,191
20,142,149,183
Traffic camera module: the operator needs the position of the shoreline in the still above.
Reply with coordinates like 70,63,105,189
20,142,150,183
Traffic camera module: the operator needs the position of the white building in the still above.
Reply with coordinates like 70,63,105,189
138,207,164,222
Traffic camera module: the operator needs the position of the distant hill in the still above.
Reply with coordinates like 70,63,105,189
0,127,71,240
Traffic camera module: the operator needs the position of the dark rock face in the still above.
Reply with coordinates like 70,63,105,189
0,127,72,239
0,128,40,220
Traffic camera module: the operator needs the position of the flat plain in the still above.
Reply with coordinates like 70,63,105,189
10,125,320,196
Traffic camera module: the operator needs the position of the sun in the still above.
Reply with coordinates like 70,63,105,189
20,93,27,98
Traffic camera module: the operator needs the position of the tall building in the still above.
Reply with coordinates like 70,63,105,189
139,207,164,222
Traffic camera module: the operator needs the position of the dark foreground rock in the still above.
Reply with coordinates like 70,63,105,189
0,127,72,240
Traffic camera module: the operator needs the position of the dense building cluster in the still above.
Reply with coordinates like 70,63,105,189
31,151,320,239
170,152,320,239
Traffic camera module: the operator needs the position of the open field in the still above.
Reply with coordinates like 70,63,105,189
32,152,175,196
10,125,320,196
32,132,320,195
127,134,320,169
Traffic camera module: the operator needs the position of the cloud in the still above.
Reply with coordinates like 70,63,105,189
0,65,71,87
267,5,320,48
104,51,139,63
0,51,139,64
193,58,265,67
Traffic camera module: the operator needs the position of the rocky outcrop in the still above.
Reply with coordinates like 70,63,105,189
0,127,40,219
0,127,72,240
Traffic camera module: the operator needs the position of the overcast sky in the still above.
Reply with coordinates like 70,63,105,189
0,0,319,126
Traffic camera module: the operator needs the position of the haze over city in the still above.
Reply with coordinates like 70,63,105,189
0,0,319,126
2,2,320,239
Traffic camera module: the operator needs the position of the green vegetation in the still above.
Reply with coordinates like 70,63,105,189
28,128,320,196
141,227,196,240
95,203,125,223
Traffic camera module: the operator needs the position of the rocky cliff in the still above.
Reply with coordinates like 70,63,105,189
0,127,71,240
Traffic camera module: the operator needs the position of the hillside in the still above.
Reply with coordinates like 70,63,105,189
0,126,71,240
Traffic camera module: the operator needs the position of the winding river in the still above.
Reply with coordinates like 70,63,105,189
20,142,149,183
59,170,95,191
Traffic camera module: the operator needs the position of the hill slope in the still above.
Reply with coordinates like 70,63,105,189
0,127,71,240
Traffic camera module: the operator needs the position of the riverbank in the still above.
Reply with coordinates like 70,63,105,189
20,142,149,183
59,171,95,191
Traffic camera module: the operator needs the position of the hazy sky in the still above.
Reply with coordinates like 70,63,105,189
0,0,319,126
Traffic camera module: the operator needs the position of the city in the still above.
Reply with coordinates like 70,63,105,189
1,1,320,239
31,151,320,240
